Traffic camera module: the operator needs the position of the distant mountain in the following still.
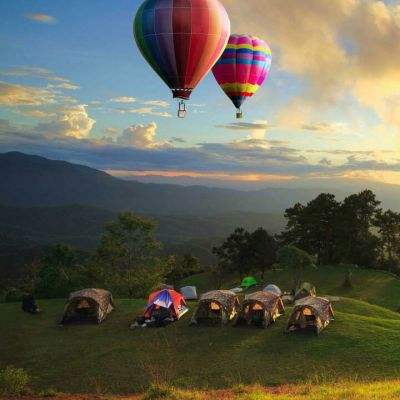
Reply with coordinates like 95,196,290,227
0,152,336,214
1,152,399,214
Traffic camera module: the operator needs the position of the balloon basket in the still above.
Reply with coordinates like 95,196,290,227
177,100,187,118
236,109,243,119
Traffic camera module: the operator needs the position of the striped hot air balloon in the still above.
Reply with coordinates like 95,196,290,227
212,34,272,118
134,0,231,118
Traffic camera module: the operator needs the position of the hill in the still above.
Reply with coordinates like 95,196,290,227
2,152,400,215
2,265,400,395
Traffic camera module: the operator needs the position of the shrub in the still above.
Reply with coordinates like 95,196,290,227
143,384,177,400
0,366,30,396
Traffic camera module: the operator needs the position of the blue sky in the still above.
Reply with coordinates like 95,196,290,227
1,0,400,188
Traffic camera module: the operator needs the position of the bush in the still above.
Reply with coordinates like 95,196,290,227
143,384,177,400
0,366,30,396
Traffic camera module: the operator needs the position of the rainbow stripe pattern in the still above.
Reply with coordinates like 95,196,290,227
212,34,272,109
134,0,230,100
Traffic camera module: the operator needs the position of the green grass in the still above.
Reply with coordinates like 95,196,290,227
182,264,400,310
2,265,400,395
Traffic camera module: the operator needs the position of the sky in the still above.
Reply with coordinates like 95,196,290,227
1,0,400,189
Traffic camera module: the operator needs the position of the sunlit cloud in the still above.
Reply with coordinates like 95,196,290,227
0,81,55,106
115,107,172,118
25,13,57,24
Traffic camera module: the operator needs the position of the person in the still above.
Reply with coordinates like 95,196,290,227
22,294,40,314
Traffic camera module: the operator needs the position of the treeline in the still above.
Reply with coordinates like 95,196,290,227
211,189,400,284
0,213,201,302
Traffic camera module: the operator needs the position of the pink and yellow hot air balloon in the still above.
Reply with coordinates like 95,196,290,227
212,34,272,118
134,0,231,118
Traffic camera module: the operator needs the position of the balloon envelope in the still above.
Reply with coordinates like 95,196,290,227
134,0,231,100
212,34,272,109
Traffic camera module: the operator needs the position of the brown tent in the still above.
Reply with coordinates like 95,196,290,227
286,296,334,334
61,288,114,325
190,290,240,325
234,291,285,328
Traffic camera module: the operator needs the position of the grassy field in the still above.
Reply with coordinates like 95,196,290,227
2,264,400,396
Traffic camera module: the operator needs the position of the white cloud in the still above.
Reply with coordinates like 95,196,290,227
110,96,136,104
35,105,95,139
116,107,172,118
142,100,169,108
117,122,171,149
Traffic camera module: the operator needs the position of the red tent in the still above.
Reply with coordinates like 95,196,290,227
144,289,188,320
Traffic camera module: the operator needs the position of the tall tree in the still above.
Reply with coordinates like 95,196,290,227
97,212,161,270
281,194,340,264
375,210,400,266
336,190,381,267
247,228,278,279
212,228,251,279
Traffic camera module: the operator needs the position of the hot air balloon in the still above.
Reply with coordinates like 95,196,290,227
212,34,272,118
134,0,230,118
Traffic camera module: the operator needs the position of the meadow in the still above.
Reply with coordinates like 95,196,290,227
2,264,400,398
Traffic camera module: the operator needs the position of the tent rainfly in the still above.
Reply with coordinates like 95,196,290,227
294,282,316,302
234,291,285,328
132,289,188,328
180,286,198,300
240,276,258,289
263,284,282,297
190,290,240,325
61,288,114,325
286,296,334,334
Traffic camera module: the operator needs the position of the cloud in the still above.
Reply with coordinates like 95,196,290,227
116,122,170,149
115,107,172,118
142,100,169,108
216,120,270,139
0,81,55,106
110,96,136,104
48,82,80,91
170,137,186,144
35,105,95,139
103,127,119,136
25,13,57,24
223,0,400,133
1,66,71,83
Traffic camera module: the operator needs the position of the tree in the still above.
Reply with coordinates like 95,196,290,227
165,254,201,287
375,209,400,270
36,245,84,298
247,228,278,279
277,245,316,290
281,194,340,264
212,228,251,279
335,190,381,267
96,212,161,270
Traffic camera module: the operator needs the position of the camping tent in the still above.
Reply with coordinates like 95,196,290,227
286,296,334,334
133,289,188,328
190,290,240,325
263,284,282,297
180,286,198,300
235,291,285,328
61,288,114,325
294,282,316,301
241,276,258,289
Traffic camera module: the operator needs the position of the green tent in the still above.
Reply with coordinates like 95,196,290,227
240,276,258,288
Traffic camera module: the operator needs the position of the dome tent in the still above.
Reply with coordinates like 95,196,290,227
240,276,258,289
180,286,198,300
234,291,285,328
132,289,188,328
191,290,240,325
286,296,334,335
263,284,282,297
61,288,114,325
